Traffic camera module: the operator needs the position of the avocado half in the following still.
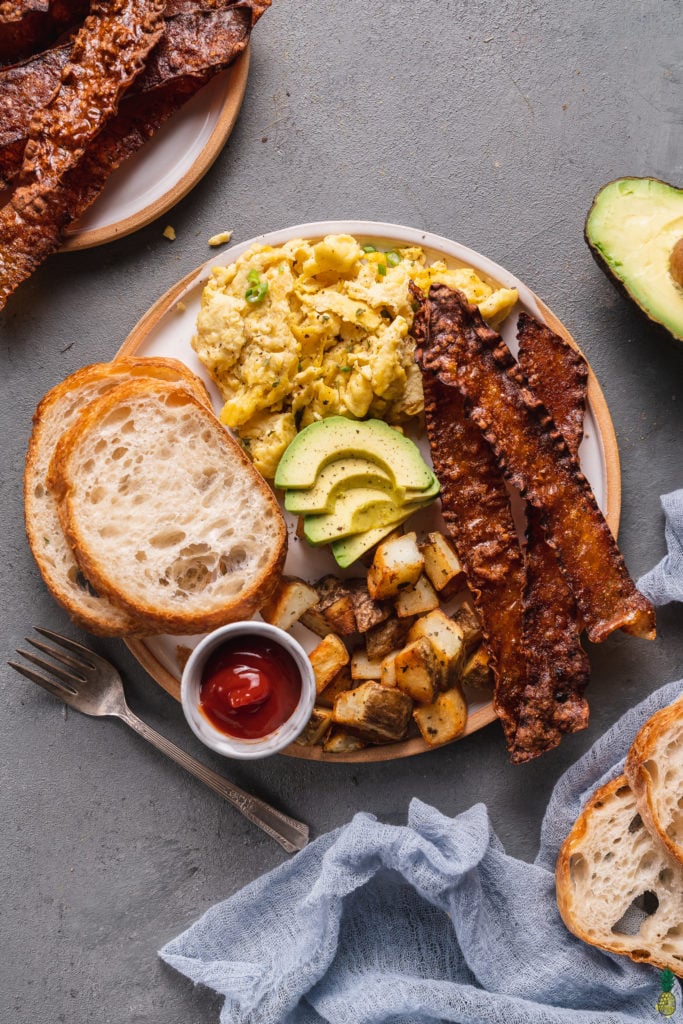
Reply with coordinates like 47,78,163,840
585,177,683,342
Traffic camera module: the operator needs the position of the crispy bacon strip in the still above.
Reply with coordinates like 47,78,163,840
0,0,268,310
17,0,165,193
513,312,591,760
419,284,656,644
412,284,527,751
0,0,87,66
0,3,258,187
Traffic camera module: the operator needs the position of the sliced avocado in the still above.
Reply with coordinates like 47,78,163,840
585,177,683,342
303,488,434,546
274,416,434,491
331,515,414,568
284,457,396,514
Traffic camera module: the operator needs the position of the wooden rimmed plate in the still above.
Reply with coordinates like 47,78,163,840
61,50,249,251
117,220,621,762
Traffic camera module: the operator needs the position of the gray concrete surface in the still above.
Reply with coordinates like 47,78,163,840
1,2,682,1021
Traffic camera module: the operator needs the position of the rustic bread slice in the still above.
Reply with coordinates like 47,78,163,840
48,379,287,634
625,697,683,865
25,358,212,636
556,775,683,973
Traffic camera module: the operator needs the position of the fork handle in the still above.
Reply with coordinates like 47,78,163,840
118,708,309,854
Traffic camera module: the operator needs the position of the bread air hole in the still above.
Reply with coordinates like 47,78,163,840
69,567,99,598
659,867,675,886
628,814,644,833
643,758,659,784
611,890,659,936
569,853,588,886
150,530,186,549
102,406,132,427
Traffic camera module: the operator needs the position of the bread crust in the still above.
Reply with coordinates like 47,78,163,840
556,775,683,973
625,697,683,865
25,358,212,636
49,379,287,634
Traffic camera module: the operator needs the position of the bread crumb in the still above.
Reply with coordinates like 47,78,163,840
176,300,187,313
208,230,233,247
163,225,176,241
176,645,193,673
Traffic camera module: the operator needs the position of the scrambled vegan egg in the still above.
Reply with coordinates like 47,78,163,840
192,234,518,478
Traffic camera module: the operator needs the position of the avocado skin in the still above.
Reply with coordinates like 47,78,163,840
585,176,683,344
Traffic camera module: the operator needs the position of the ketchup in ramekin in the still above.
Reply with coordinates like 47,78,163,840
199,635,302,740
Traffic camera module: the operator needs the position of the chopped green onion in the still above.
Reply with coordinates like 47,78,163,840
341,365,352,373
278,263,286,274
247,269,261,284
386,250,401,267
361,243,377,253
271,378,280,389
377,263,387,277
245,280,268,304
356,308,365,317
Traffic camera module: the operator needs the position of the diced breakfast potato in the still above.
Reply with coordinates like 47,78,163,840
393,637,442,704
333,681,413,743
350,649,384,681
365,615,410,661
380,652,398,688
295,707,333,746
413,686,468,746
419,532,465,593
300,607,333,638
317,668,355,709
309,576,358,635
260,576,319,631
309,634,350,693
462,644,494,689
452,599,483,652
367,532,424,600
348,580,389,633
323,728,367,753
395,574,440,618
407,609,466,684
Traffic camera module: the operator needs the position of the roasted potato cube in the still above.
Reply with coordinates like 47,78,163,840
295,707,333,746
323,728,367,753
332,681,413,743
365,615,411,661
306,576,358,635
407,609,466,684
348,579,390,633
367,532,424,600
462,644,494,689
317,668,354,708
395,574,440,618
394,637,441,704
380,652,398,688
260,576,319,631
419,532,465,593
309,634,350,693
413,686,468,746
452,599,483,652
350,650,383,680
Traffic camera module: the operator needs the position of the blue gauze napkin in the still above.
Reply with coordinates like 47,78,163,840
161,678,683,1024
638,489,683,605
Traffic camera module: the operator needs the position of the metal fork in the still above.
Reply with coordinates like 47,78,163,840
9,628,309,854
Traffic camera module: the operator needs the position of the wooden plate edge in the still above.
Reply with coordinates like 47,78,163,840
60,50,250,253
119,252,623,764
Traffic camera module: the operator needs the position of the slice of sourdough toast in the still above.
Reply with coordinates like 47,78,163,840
25,358,211,635
556,775,683,973
625,697,683,866
48,379,287,634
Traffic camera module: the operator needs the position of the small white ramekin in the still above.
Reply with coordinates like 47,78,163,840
180,621,316,760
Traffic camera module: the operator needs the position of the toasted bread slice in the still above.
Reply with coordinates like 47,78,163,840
556,775,683,973
25,358,212,636
625,697,683,866
49,379,287,634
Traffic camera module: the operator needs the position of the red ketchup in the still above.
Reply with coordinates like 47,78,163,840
199,635,302,740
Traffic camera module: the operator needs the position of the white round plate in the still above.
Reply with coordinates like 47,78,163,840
118,220,621,762
61,51,250,251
